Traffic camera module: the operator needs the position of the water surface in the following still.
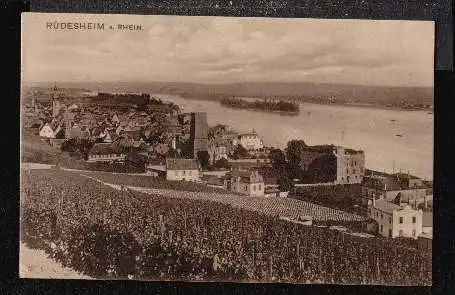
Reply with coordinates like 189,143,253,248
155,94,433,180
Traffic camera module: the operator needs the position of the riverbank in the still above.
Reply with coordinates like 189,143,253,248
188,94,433,112
154,93,433,180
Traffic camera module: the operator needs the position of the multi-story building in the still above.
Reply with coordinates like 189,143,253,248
296,144,365,184
361,173,428,209
369,199,423,239
189,112,208,158
165,158,200,181
233,131,264,151
208,144,228,165
224,170,265,197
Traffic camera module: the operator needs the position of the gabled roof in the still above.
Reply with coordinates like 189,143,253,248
363,175,407,191
227,170,264,184
391,172,420,180
166,158,199,170
373,199,403,214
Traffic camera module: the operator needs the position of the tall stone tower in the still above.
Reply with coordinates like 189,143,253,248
190,112,208,158
52,83,60,118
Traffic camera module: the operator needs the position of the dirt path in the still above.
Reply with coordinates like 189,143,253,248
19,242,92,279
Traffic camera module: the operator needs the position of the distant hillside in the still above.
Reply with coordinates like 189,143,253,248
23,81,433,109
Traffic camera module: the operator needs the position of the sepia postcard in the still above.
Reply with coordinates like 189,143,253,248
20,12,434,285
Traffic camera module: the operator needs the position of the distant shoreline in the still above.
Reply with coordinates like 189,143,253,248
177,94,434,113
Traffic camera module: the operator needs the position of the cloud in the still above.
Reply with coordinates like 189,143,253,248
22,14,434,86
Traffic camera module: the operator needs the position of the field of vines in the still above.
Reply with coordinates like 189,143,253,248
81,170,232,194
20,169,431,284
79,171,366,223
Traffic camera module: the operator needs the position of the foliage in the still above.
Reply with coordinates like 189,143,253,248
21,169,431,284
214,158,230,169
231,145,248,160
286,140,308,168
61,138,94,158
220,97,299,113
197,151,210,169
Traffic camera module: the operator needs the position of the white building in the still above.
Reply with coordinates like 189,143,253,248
87,143,126,163
233,131,264,150
165,158,200,181
208,144,228,164
224,170,265,197
39,122,63,139
369,199,423,239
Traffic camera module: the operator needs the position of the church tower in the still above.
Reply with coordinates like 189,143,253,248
52,83,60,118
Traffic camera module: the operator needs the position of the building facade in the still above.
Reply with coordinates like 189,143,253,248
208,144,228,164
333,146,365,184
361,174,428,209
233,131,264,151
39,122,63,139
297,145,365,184
190,112,208,158
165,158,200,181
224,170,265,197
87,143,126,163
369,199,423,239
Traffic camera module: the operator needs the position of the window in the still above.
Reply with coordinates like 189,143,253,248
389,217,392,224
376,212,379,218
380,225,383,233
381,213,383,220
346,168,349,174
252,185,256,191
258,184,262,190
412,229,416,237
412,216,416,223
183,170,186,176
399,217,403,224
355,161,357,166
399,230,403,237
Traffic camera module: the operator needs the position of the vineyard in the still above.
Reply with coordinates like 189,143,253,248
80,171,366,223
81,170,232,194
20,169,431,284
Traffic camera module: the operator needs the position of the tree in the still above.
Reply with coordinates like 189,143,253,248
214,157,230,169
197,151,210,169
268,148,286,168
232,144,248,159
286,140,308,167
61,138,93,157
268,148,293,191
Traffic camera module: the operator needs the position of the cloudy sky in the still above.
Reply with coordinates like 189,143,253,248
22,13,434,86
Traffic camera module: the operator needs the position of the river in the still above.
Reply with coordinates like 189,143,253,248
154,94,433,180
